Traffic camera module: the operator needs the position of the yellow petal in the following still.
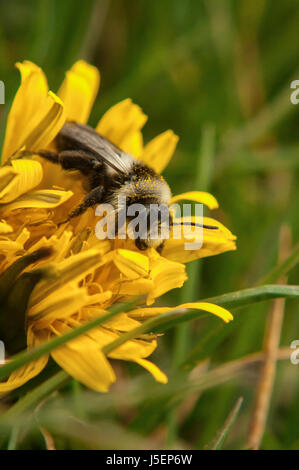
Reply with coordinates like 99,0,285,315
178,302,233,323
113,249,149,279
31,290,110,329
0,227,30,254
123,130,143,158
21,91,65,152
134,358,168,384
140,130,178,173
1,189,73,212
96,98,147,150
85,325,157,360
16,227,30,245
161,215,237,263
112,278,154,296
0,355,48,394
172,215,235,241
0,159,43,204
85,291,113,307
108,337,157,361
103,313,142,332
147,256,187,304
1,61,48,162
29,286,91,326
170,191,219,210
51,335,116,393
58,60,100,124
27,230,73,264
30,248,108,305
130,301,233,323
16,61,48,86
2,60,65,163
0,221,13,234
200,216,236,238
162,237,236,263
0,240,25,254
0,166,17,197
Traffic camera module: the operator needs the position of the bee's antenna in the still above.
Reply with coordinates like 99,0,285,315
172,221,218,230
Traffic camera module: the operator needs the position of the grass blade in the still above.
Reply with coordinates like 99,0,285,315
1,285,297,382
203,284,299,309
0,298,138,381
205,397,244,449
103,284,299,355
0,370,69,425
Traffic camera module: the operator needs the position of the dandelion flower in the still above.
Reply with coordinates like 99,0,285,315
0,61,236,393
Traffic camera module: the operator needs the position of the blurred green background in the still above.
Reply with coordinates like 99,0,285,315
0,0,298,450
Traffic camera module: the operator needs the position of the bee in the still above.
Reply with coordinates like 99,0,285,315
38,122,218,251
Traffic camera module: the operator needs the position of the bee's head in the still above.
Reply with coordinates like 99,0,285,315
126,203,172,251
110,164,173,250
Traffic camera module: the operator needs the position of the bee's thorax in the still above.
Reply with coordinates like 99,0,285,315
105,162,172,207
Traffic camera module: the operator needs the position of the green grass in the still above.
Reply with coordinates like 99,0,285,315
0,0,298,450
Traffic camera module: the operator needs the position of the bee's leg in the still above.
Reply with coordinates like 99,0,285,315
57,150,102,172
60,186,105,224
38,149,102,172
38,150,59,163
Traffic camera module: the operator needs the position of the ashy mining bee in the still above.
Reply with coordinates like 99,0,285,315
38,122,218,251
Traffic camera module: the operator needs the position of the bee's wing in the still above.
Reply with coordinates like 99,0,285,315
59,122,133,174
